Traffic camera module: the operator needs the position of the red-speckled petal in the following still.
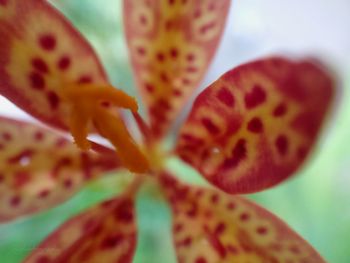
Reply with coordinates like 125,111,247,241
0,116,119,222
0,0,108,130
124,0,230,138
176,57,334,193
24,195,136,263
160,174,326,263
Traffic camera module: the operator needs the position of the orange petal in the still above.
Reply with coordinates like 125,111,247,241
0,0,108,131
24,195,137,263
123,0,231,138
0,116,119,222
176,57,335,193
160,174,326,263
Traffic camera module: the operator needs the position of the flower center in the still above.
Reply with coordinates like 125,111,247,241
61,83,150,173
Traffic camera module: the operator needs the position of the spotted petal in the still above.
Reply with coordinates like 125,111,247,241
24,195,136,263
176,57,334,193
0,116,119,222
160,175,326,263
124,0,230,138
0,0,108,130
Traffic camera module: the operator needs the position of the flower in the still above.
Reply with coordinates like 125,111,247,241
0,0,335,262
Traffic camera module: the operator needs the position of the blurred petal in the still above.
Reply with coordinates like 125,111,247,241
176,57,334,193
0,0,108,130
160,174,326,263
0,116,119,222
124,0,230,138
24,195,136,263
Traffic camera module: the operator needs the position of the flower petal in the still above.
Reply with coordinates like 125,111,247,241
176,57,334,193
0,0,108,130
160,174,326,263
0,116,119,222
124,0,230,138
24,195,136,263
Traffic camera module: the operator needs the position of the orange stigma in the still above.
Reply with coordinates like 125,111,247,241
61,83,149,173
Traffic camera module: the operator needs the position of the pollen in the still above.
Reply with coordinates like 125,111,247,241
61,83,150,173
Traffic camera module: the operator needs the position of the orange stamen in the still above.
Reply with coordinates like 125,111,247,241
93,107,149,173
61,83,149,173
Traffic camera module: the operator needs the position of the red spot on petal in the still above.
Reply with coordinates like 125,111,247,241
78,75,92,84
63,178,73,188
193,9,202,19
58,56,71,70
2,132,12,141
39,34,56,51
275,135,289,156
14,171,31,187
186,203,198,217
247,117,263,133
239,212,250,221
217,87,235,107
222,139,247,169
211,193,219,204
173,89,182,97
257,226,268,235
160,71,169,83
144,83,155,93
182,236,192,247
244,84,266,109
227,245,239,254
34,131,44,141
186,66,198,73
165,19,173,31
186,53,195,62
195,189,204,197
174,223,183,233
115,200,133,222
38,189,50,199
227,202,236,210
136,46,146,56
157,98,172,111
170,47,178,58
273,102,287,117
56,138,67,148
180,134,204,151
199,22,216,35
182,78,191,85
29,72,45,90
201,118,220,135
31,58,49,74
208,2,216,11
47,91,60,110
100,234,123,250
0,0,8,6
215,222,226,235
150,106,167,122
139,15,148,25
205,226,227,257
196,257,207,263
289,245,301,254
156,52,165,62
10,195,21,207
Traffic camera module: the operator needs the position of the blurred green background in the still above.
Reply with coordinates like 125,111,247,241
0,0,349,262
